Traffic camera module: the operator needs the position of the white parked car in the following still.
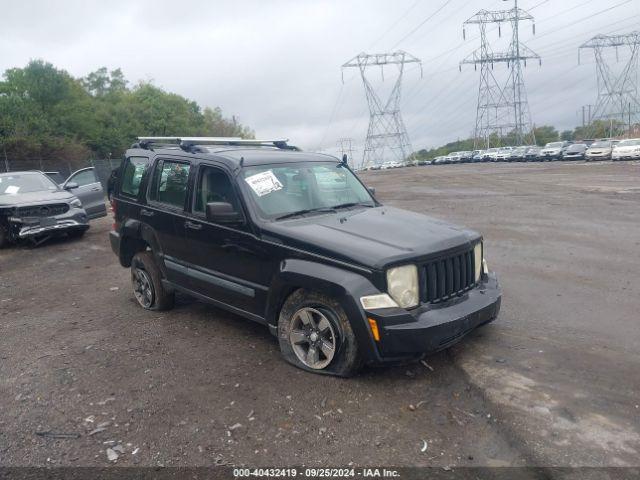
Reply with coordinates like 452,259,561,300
494,147,513,161
447,152,462,163
611,138,640,161
482,148,500,161
540,142,567,160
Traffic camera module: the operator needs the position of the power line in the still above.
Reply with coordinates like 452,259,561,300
390,0,455,49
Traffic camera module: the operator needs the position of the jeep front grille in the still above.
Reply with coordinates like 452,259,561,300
16,203,69,218
421,248,476,304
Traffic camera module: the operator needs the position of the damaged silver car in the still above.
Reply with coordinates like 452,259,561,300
0,169,107,247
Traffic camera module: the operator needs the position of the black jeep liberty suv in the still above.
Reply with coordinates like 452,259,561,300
109,137,501,376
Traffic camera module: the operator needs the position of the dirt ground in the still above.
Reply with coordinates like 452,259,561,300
1,160,639,470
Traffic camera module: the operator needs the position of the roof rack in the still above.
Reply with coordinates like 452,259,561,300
134,137,299,151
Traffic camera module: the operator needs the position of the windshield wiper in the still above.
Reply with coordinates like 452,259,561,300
275,207,336,221
331,202,375,210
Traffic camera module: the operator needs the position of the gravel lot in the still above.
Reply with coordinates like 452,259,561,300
1,160,639,469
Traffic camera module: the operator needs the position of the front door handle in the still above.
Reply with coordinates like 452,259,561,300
91,187,101,191
140,208,155,217
185,220,202,230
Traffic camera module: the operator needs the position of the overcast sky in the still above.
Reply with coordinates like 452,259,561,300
1,0,639,160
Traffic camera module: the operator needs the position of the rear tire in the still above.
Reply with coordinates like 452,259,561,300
130,251,174,311
278,289,362,377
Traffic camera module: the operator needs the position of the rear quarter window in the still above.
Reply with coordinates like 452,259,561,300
120,157,150,197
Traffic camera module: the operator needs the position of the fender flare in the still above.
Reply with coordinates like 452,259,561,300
265,258,381,363
118,219,162,270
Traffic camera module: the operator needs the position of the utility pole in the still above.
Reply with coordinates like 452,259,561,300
460,0,540,148
579,31,640,139
342,51,422,168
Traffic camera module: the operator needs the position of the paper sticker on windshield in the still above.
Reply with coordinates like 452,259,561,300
245,170,283,197
5,185,19,194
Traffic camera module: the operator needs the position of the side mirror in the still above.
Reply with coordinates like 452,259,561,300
206,202,243,224
368,187,376,196
64,182,79,190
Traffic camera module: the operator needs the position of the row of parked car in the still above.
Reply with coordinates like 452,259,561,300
427,138,640,165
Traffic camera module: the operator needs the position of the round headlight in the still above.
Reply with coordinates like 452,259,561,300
386,264,419,309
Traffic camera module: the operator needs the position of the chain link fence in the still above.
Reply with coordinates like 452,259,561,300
0,158,120,190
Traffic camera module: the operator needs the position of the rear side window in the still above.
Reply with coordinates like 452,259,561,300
121,157,150,196
150,159,191,209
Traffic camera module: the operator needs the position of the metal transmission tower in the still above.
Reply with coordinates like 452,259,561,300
342,52,421,168
337,137,355,166
461,0,540,148
579,32,640,137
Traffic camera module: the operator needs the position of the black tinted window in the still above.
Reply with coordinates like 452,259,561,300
151,160,191,208
121,157,149,196
194,166,240,213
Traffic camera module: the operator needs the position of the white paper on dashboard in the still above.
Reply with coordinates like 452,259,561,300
244,170,283,197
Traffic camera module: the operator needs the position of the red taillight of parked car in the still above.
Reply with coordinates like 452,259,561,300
110,198,118,231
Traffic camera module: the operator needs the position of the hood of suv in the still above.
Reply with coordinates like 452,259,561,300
262,206,479,270
0,190,75,208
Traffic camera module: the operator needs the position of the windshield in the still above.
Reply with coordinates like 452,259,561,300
545,142,563,148
0,172,58,195
617,139,640,147
590,141,610,148
241,162,375,220
567,144,585,151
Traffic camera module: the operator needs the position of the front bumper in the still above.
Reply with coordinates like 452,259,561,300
10,207,88,239
586,151,610,159
364,273,501,363
612,153,640,160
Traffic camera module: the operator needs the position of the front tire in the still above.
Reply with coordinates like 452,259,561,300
278,290,362,377
130,251,174,311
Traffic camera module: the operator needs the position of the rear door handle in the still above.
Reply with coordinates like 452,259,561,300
140,208,155,217
185,220,202,230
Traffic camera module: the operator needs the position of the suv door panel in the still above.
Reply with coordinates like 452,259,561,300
64,167,107,219
183,164,270,318
144,157,192,286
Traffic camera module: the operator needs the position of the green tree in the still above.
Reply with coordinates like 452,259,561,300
0,60,254,167
533,125,559,146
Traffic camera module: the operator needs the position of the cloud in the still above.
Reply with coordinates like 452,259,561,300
1,0,638,156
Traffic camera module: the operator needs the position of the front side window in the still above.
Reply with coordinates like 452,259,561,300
121,157,149,196
151,160,191,208
69,169,97,187
194,166,240,213
241,162,374,220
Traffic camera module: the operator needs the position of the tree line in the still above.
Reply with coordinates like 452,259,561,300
0,60,254,170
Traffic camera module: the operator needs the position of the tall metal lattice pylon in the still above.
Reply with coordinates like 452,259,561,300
337,137,356,166
579,32,640,136
461,0,540,148
342,52,421,167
